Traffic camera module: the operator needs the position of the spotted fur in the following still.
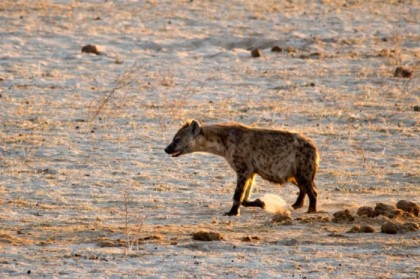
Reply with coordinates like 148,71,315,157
165,120,319,216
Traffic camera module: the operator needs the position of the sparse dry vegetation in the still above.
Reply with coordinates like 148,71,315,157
0,0,419,277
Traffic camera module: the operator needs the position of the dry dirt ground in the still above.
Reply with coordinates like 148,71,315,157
0,0,419,278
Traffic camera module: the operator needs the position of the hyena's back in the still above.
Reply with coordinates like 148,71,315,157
231,127,319,185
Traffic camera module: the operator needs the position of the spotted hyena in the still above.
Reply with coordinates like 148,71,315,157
164,120,319,216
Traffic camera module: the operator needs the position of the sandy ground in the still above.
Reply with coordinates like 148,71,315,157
1,0,419,278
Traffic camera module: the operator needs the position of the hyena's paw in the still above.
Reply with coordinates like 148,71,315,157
292,203,304,210
255,198,265,209
223,210,240,216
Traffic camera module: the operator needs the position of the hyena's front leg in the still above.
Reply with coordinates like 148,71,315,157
224,173,248,216
241,174,265,209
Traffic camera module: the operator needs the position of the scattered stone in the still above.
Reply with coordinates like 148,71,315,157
357,206,375,218
271,210,292,223
396,200,419,217
241,236,260,242
394,67,412,78
373,203,401,218
378,49,395,58
81,44,101,55
192,231,223,241
399,222,419,233
310,52,322,58
300,52,323,59
97,238,125,247
296,215,331,223
381,222,398,234
271,46,282,52
347,225,361,233
251,48,262,58
359,225,375,233
36,168,57,175
332,209,354,223
142,235,164,241
286,46,297,53
347,225,374,233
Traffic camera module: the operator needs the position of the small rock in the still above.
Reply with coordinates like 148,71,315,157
272,211,292,223
359,225,375,233
241,236,252,242
347,225,360,233
286,46,297,53
310,52,322,58
251,48,262,58
81,44,101,55
357,206,375,218
373,203,401,218
347,225,374,233
332,209,354,223
142,235,164,241
394,67,412,78
300,52,322,59
399,222,419,233
414,105,420,112
396,200,419,217
378,49,393,57
192,231,223,241
97,238,125,247
381,222,398,234
271,46,282,52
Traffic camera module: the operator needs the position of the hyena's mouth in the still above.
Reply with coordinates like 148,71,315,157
170,151,182,157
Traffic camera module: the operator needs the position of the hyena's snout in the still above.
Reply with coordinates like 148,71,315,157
164,144,173,154
164,142,182,157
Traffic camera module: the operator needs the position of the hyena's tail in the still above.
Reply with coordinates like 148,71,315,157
260,194,291,216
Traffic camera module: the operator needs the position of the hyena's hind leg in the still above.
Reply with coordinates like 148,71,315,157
292,188,306,210
287,177,306,210
296,175,317,213
294,147,319,213
305,182,317,213
241,174,265,208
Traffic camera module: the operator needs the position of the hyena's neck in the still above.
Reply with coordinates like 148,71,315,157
194,125,229,157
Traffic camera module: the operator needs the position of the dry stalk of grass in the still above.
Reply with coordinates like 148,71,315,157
87,61,140,122
122,189,143,255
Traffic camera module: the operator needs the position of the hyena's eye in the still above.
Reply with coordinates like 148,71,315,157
174,138,181,144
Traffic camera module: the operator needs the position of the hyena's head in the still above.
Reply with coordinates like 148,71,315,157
165,120,202,157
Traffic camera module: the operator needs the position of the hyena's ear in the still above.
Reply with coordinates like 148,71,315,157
189,120,201,137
